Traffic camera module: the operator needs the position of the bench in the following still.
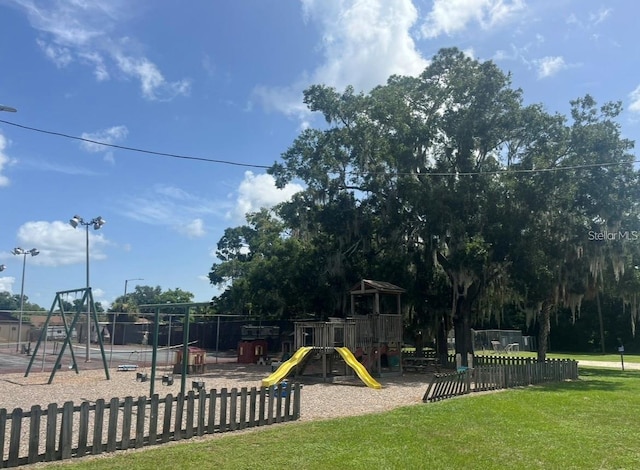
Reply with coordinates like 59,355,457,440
117,364,138,371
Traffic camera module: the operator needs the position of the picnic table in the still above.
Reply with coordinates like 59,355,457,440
505,343,520,353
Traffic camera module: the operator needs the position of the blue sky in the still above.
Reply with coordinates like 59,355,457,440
0,0,639,309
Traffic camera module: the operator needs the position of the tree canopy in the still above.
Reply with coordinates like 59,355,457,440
108,285,195,317
209,48,640,359
0,291,45,312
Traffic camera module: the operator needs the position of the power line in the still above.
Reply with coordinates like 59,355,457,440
413,160,638,177
0,118,636,176
0,119,271,169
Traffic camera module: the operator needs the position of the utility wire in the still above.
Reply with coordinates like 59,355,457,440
0,118,636,176
0,119,271,169
416,160,637,177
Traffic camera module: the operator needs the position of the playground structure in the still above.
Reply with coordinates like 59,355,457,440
264,280,404,388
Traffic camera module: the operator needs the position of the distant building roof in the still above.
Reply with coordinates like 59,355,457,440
349,279,406,294
29,315,67,327
0,311,18,322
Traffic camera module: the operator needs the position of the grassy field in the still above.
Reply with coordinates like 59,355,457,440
403,347,639,364
43,366,640,470
482,350,638,364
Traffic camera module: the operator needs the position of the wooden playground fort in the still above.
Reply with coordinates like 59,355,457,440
288,280,405,383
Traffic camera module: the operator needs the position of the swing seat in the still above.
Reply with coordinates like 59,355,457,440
162,374,174,385
192,380,205,391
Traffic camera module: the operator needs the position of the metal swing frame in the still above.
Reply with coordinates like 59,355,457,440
25,287,110,384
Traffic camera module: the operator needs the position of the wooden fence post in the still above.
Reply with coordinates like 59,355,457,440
77,401,90,457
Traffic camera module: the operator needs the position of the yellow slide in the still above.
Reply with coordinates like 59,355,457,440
262,347,313,387
335,347,382,389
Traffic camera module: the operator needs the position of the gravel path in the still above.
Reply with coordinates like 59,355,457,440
0,363,432,419
2,360,632,417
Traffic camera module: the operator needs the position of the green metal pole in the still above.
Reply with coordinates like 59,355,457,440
89,288,110,380
150,307,160,396
180,307,191,397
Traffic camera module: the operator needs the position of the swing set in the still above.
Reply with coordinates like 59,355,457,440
24,287,110,384
136,302,212,398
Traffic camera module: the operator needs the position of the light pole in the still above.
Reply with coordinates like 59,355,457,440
11,248,39,353
69,215,106,362
109,277,143,367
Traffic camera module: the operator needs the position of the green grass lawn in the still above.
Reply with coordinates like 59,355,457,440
45,366,640,470
476,350,639,364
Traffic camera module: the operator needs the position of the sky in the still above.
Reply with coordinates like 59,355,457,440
0,0,639,310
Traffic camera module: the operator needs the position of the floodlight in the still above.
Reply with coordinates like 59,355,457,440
92,216,106,230
69,215,82,228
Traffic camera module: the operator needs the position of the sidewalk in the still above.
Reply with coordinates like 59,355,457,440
578,360,640,370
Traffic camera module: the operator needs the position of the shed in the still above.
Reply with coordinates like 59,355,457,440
173,346,207,374
237,339,268,364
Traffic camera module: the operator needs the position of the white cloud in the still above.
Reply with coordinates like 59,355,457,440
80,125,128,154
0,276,15,294
534,56,568,79
421,0,525,38
629,85,640,113
567,7,612,30
112,52,191,101
178,219,206,239
79,50,109,81
0,132,13,187
10,0,189,101
15,220,109,268
36,38,72,67
122,185,224,237
254,0,427,118
589,7,612,26
228,172,303,222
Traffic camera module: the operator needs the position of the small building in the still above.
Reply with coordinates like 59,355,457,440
173,346,207,374
26,314,77,342
0,311,22,344
237,339,268,364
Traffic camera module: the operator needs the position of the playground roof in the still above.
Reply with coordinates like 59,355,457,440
350,279,406,294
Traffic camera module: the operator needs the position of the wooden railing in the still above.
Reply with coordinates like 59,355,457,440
423,359,578,402
1,382,301,468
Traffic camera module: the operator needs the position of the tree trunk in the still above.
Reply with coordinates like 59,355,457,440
537,302,552,362
414,330,424,357
453,291,473,367
436,314,449,366
596,291,606,354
